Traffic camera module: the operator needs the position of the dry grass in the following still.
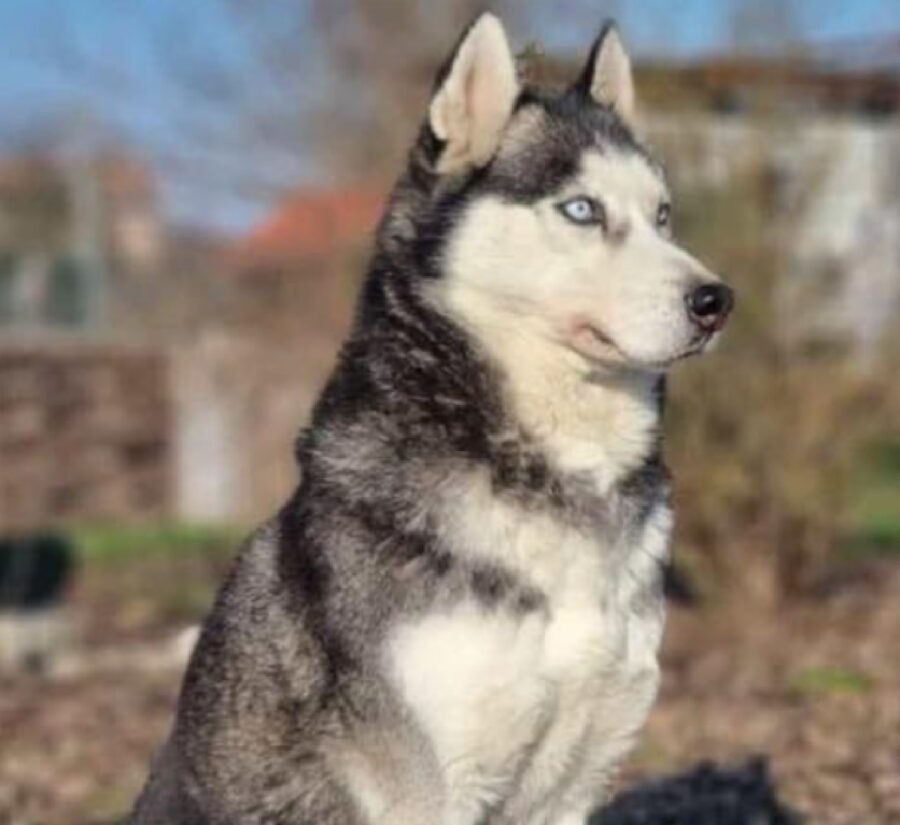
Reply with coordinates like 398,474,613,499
629,560,900,825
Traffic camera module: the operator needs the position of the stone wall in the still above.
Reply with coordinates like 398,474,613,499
0,336,171,531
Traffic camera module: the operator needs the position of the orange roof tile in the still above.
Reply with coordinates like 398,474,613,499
235,188,384,269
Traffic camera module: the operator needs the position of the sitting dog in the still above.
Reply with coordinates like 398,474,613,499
130,14,733,825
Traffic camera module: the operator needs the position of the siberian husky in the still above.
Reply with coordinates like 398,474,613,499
130,15,733,825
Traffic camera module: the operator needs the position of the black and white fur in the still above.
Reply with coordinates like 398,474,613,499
130,15,732,825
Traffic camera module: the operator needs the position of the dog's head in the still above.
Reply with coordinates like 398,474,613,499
384,14,733,372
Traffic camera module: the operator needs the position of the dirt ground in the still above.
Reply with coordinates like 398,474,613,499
632,560,900,825
1,554,898,825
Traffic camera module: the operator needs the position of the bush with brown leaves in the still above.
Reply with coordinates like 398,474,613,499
666,168,897,602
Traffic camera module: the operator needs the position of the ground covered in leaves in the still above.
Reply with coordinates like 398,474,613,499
1,549,898,825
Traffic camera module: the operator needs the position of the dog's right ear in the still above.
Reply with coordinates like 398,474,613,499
428,13,519,175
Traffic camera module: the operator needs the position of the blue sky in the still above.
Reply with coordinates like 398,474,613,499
0,0,895,232
585,0,898,57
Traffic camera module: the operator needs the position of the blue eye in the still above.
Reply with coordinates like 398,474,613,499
557,197,605,227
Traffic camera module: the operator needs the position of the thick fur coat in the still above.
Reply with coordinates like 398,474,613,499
130,15,732,825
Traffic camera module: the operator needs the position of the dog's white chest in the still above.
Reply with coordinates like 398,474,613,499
386,496,671,824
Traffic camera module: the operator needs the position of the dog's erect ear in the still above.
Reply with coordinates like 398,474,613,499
428,13,519,174
573,21,636,128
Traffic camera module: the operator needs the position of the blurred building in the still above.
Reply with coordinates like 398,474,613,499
635,53,900,117
228,187,383,330
0,154,172,532
0,153,163,331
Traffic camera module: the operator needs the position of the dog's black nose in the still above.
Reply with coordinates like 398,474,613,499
686,283,734,331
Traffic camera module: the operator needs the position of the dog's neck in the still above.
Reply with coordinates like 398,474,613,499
432,285,663,494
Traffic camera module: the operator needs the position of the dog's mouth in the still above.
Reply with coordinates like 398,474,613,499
677,330,716,360
568,323,623,362
568,323,714,369
581,324,617,350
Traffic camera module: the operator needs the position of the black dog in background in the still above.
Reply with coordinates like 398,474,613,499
593,759,800,825
0,533,72,610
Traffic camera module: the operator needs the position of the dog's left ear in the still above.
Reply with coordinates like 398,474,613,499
428,13,519,175
573,21,636,129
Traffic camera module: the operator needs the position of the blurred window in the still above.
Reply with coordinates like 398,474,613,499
46,256,89,327
0,254,93,328
0,253,15,324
